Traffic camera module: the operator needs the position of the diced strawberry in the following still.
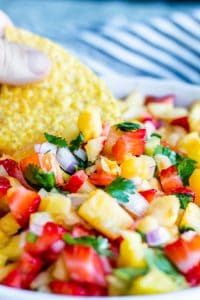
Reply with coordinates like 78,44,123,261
63,245,106,286
72,224,92,238
2,269,21,288
170,116,189,132
185,262,200,287
145,94,175,106
140,189,157,203
25,222,66,258
63,170,88,193
112,129,146,162
89,169,116,186
99,256,112,275
7,186,41,227
164,234,200,274
173,187,195,201
0,176,11,198
160,165,183,193
140,116,162,129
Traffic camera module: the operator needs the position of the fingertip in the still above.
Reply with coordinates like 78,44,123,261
27,50,51,78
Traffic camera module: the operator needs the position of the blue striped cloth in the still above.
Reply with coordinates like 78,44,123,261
44,10,200,84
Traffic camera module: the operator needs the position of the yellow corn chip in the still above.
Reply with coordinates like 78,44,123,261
0,27,121,155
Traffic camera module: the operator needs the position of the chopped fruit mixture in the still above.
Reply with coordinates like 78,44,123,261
0,93,200,296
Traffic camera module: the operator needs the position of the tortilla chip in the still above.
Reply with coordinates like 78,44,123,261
0,26,121,154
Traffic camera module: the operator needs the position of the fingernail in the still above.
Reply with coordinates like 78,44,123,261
27,50,50,75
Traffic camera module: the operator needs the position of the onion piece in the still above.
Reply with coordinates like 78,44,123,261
74,148,87,161
122,192,149,217
69,193,89,207
56,148,78,174
0,165,8,177
34,142,57,156
146,227,171,246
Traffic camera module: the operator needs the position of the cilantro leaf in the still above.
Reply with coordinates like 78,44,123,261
113,267,148,282
145,248,178,276
174,193,193,209
44,132,68,148
69,133,84,151
63,234,112,256
24,164,55,191
26,232,38,243
116,122,141,132
176,156,196,185
105,176,135,203
154,145,177,164
179,226,195,233
151,133,161,139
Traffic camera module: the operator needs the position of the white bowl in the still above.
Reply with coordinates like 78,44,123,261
1,77,200,300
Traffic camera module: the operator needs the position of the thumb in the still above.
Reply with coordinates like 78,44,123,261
0,39,51,85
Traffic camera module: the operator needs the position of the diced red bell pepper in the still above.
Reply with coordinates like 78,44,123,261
139,189,157,203
63,245,106,286
112,128,146,162
63,170,88,193
25,222,66,258
0,176,11,198
172,187,195,201
164,234,200,274
170,116,189,132
89,169,116,186
50,280,107,296
145,94,175,106
159,165,183,193
7,186,41,228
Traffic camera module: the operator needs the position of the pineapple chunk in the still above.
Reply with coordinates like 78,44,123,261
78,107,102,141
189,100,200,133
0,213,20,236
0,235,22,261
100,156,121,176
136,216,158,234
145,135,160,156
85,136,105,162
0,263,17,281
122,92,146,120
148,195,180,227
179,202,200,232
178,132,200,166
118,231,146,268
154,154,172,172
147,102,173,119
78,180,96,193
51,254,69,281
121,155,154,180
189,169,200,206
78,190,133,239
0,230,9,248
31,270,52,290
129,267,177,295
0,253,7,266
158,125,186,148
107,275,127,296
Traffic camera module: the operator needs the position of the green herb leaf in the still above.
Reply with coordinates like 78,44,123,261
63,234,112,256
154,145,177,165
179,226,195,233
176,156,196,185
69,133,84,151
113,267,148,282
174,193,193,209
26,232,38,243
105,176,135,203
24,164,56,191
145,248,178,276
44,132,68,148
136,230,147,242
151,133,161,139
116,122,141,132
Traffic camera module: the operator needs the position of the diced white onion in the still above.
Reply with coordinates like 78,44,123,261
34,142,57,156
146,227,171,246
182,230,197,242
56,148,78,173
122,192,149,217
74,148,87,161
0,165,8,177
144,121,156,137
69,193,88,207
29,223,43,236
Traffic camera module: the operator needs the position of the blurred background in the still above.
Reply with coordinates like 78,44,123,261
1,0,200,83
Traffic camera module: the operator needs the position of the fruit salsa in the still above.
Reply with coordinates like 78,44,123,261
0,93,200,296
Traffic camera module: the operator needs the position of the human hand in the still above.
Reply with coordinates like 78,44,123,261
0,10,50,85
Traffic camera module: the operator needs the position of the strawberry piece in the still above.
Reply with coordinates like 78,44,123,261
25,222,66,258
63,170,88,193
2,269,21,288
0,176,11,198
112,128,146,162
0,159,28,187
164,234,200,274
72,224,92,238
185,262,200,287
145,94,175,106
7,186,41,227
140,116,162,129
173,187,195,200
63,245,106,286
140,189,157,203
89,169,116,186
170,116,189,132
160,165,183,193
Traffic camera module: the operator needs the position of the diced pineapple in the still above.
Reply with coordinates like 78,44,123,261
158,125,186,148
31,270,52,290
147,102,173,119
162,108,187,121
154,154,172,172
0,234,22,261
122,92,147,120
0,253,7,267
51,254,69,281
178,132,200,166
136,216,158,234
78,180,96,193
189,100,200,133
78,190,133,239
85,136,105,162
100,156,121,176
7,176,22,188
145,136,161,156
137,180,152,192
78,107,102,141
0,213,20,236
0,230,9,248
189,169,200,206
148,177,162,191
148,195,180,227
107,275,127,296
118,231,146,268
121,155,154,180
179,202,200,232
0,263,17,281
129,267,177,295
